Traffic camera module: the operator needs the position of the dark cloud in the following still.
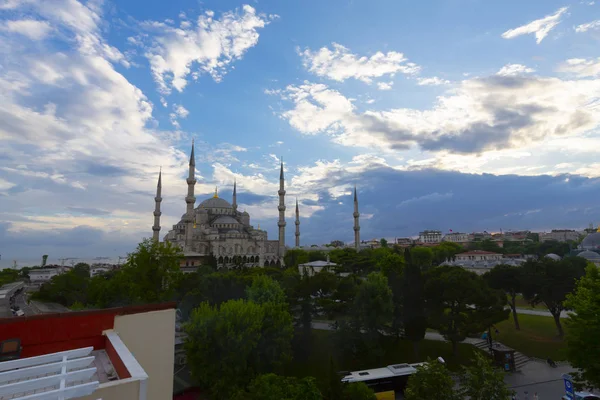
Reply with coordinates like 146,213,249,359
82,162,129,177
65,206,111,216
293,166,600,245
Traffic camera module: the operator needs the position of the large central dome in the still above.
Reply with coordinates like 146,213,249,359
581,232,600,250
199,197,232,209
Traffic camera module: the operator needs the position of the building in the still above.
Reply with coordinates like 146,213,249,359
156,144,288,268
0,302,175,400
418,230,442,243
394,238,413,247
28,268,61,286
298,260,338,277
455,250,502,262
539,230,580,243
442,232,469,243
90,266,112,277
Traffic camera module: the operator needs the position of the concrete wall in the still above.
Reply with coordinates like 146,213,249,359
78,378,140,400
114,308,175,400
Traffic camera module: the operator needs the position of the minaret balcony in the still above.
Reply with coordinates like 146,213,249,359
278,205,286,212
278,221,287,227
278,189,286,196
186,178,197,184
153,211,162,217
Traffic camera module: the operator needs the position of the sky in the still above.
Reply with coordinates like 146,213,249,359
1,0,600,265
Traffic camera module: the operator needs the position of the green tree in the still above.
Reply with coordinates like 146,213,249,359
32,268,90,306
403,248,427,359
425,266,509,355
380,238,388,248
244,374,322,400
404,359,460,400
470,239,503,254
411,247,433,271
342,382,376,400
284,249,310,268
0,268,20,286
185,300,264,398
118,238,183,304
459,352,513,400
521,257,586,337
352,272,393,338
256,301,294,373
484,264,522,330
247,275,287,305
565,264,600,390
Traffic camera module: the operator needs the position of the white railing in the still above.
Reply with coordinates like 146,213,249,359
0,347,99,400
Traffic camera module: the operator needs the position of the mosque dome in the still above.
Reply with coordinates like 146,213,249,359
545,253,561,261
581,232,600,250
199,197,232,209
577,250,600,261
214,216,238,225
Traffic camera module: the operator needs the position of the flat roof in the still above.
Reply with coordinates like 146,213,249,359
341,363,420,383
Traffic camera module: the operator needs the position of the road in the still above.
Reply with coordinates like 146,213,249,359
14,290,38,316
514,307,571,318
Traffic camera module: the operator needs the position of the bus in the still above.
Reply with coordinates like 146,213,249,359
340,362,427,399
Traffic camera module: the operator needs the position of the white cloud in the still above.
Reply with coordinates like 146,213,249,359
0,19,52,40
497,64,536,76
501,7,568,44
417,76,450,86
558,58,600,77
377,81,393,90
299,42,420,84
575,19,600,33
139,5,276,94
274,73,600,155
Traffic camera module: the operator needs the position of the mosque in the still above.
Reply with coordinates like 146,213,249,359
150,143,362,269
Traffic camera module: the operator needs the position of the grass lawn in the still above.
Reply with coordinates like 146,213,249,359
510,294,537,310
494,312,568,360
286,330,483,391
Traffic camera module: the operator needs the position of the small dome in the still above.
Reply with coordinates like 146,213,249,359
199,197,232,209
581,232,600,250
578,250,600,261
213,216,239,225
545,253,561,261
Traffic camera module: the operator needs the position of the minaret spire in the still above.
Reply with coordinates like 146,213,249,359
278,158,286,258
353,185,360,252
232,178,237,212
184,142,197,250
152,168,162,242
295,198,300,248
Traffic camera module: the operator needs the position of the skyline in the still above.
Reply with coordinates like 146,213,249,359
1,0,600,260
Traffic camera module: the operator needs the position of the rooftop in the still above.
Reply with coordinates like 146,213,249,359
458,250,502,255
341,363,421,383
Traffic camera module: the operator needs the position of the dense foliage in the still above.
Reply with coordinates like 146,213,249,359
565,265,600,390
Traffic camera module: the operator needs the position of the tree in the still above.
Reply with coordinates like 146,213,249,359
565,264,600,390
380,238,388,248
185,300,264,398
244,374,322,400
469,239,503,254
403,248,427,359
459,352,513,399
342,382,376,400
484,264,522,330
380,252,404,340
284,249,310,268
521,257,586,337
247,275,287,305
410,247,433,271
185,299,294,398
425,266,509,355
404,359,460,400
330,240,345,248
352,272,393,339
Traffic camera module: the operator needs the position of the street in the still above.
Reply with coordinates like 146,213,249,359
14,290,38,316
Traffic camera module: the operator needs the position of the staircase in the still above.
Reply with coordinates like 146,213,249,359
469,339,532,371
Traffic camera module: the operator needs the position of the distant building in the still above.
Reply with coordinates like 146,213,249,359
539,230,580,242
442,232,469,243
455,250,502,262
418,230,442,243
28,268,61,286
90,266,112,277
394,237,413,247
469,231,492,241
0,302,176,400
298,260,338,277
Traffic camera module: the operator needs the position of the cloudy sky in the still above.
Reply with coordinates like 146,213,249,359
1,0,600,264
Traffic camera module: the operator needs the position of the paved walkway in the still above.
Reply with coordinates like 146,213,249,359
514,307,571,318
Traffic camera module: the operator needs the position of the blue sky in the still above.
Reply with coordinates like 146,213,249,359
1,0,600,264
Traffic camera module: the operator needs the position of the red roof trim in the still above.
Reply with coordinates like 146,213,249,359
0,302,176,325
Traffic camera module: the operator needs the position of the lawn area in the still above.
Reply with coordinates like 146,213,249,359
510,294,537,310
286,330,483,392
494,312,568,360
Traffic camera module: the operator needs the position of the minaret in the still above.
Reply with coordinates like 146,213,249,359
184,142,196,249
152,168,162,242
353,186,360,252
295,198,300,247
278,159,286,256
232,179,237,212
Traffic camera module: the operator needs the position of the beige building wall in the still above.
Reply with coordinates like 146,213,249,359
114,309,176,400
77,378,141,400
